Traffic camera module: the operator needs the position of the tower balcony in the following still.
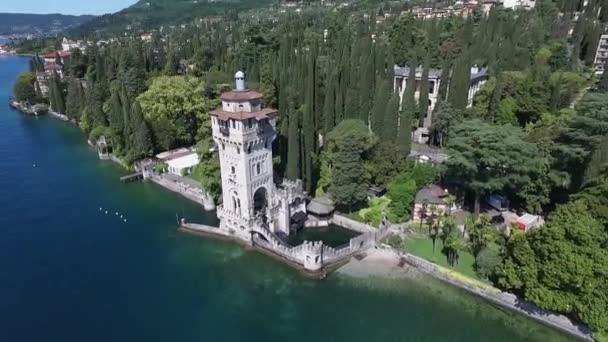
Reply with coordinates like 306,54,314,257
219,126,230,136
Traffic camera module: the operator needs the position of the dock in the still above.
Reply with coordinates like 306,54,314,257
120,172,143,183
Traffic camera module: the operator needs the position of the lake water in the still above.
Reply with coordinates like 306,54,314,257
0,56,573,342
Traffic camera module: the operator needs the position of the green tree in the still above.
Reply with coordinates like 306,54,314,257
326,119,375,211
286,108,301,181
496,201,608,334
127,102,154,161
367,142,408,187
137,76,217,151
445,119,547,214
386,173,417,222
13,72,37,103
66,78,84,121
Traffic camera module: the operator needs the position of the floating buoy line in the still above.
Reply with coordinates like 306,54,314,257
98,206,127,223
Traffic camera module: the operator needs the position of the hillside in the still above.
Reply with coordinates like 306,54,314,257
70,0,276,37
0,13,95,36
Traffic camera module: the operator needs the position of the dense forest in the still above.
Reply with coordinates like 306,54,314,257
12,0,608,337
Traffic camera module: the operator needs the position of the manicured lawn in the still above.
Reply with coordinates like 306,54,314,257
403,236,485,282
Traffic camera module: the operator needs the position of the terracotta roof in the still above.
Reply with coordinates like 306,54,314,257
44,51,71,59
210,107,277,121
220,90,263,101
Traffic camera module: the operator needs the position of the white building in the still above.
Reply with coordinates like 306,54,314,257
501,0,536,9
210,71,306,238
166,152,200,176
394,64,488,143
61,38,82,52
594,34,608,74
156,148,200,176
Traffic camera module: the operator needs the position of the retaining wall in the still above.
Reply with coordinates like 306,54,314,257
399,252,593,341
149,174,215,211
331,214,376,233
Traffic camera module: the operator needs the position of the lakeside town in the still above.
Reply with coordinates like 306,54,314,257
5,0,608,340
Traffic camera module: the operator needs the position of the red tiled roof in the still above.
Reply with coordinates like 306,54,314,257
220,90,263,101
210,107,277,121
44,51,71,59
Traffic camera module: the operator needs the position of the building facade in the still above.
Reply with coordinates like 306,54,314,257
393,65,488,143
501,0,536,9
210,72,306,240
594,34,608,74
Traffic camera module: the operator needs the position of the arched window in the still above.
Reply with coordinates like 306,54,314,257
256,163,261,175
231,166,235,174
236,147,240,154
221,143,225,150
247,144,252,154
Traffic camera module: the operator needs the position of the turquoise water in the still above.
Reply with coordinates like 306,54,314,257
288,225,359,247
0,56,574,342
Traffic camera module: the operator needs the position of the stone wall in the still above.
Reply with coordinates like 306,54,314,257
398,252,593,341
149,174,215,211
332,214,376,233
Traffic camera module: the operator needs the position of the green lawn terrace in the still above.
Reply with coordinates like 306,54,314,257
402,235,483,283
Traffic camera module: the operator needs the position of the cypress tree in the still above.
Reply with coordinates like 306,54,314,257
323,73,336,136
335,78,345,124
419,54,431,126
286,108,301,180
384,91,400,142
129,102,154,159
371,78,390,135
108,90,125,150
120,85,132,151
398,101,413,153
66,79,84,120
48,75,58,111
448,53,471,110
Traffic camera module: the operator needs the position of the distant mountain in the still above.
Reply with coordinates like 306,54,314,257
70,0,275,37
0,13,95,36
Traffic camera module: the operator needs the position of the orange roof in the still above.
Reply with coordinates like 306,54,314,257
44,51,71,59
210,107,277,121
220,90,263,101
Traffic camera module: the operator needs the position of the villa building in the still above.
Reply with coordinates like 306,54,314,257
61,37,83,52
394,64,488,143
501,0,536,9
594,34,608,74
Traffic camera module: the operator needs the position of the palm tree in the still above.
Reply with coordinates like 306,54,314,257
419,199,429,232
442,219,465,267
468,215,497,256
445,194,456,216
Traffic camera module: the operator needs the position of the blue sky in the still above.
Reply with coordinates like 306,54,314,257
0,0,137,15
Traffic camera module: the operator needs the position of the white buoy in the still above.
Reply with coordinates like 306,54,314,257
99,207,102,211
33,164,36,167
124,219,127,222
105,210,108,214
115,212,118,216
120,215,123,218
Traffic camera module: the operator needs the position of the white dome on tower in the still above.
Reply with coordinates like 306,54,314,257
235,70,246,91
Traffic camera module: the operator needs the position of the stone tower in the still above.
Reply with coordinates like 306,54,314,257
210,71,281,237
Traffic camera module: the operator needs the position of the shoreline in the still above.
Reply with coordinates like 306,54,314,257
338,248,593,341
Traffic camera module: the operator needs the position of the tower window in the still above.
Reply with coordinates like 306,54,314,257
231,166,235,174
236,147,240,154
232,120,236,129
256,163,261,175
247,144,252,154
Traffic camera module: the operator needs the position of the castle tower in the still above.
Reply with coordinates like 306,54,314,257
210,71,280,236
